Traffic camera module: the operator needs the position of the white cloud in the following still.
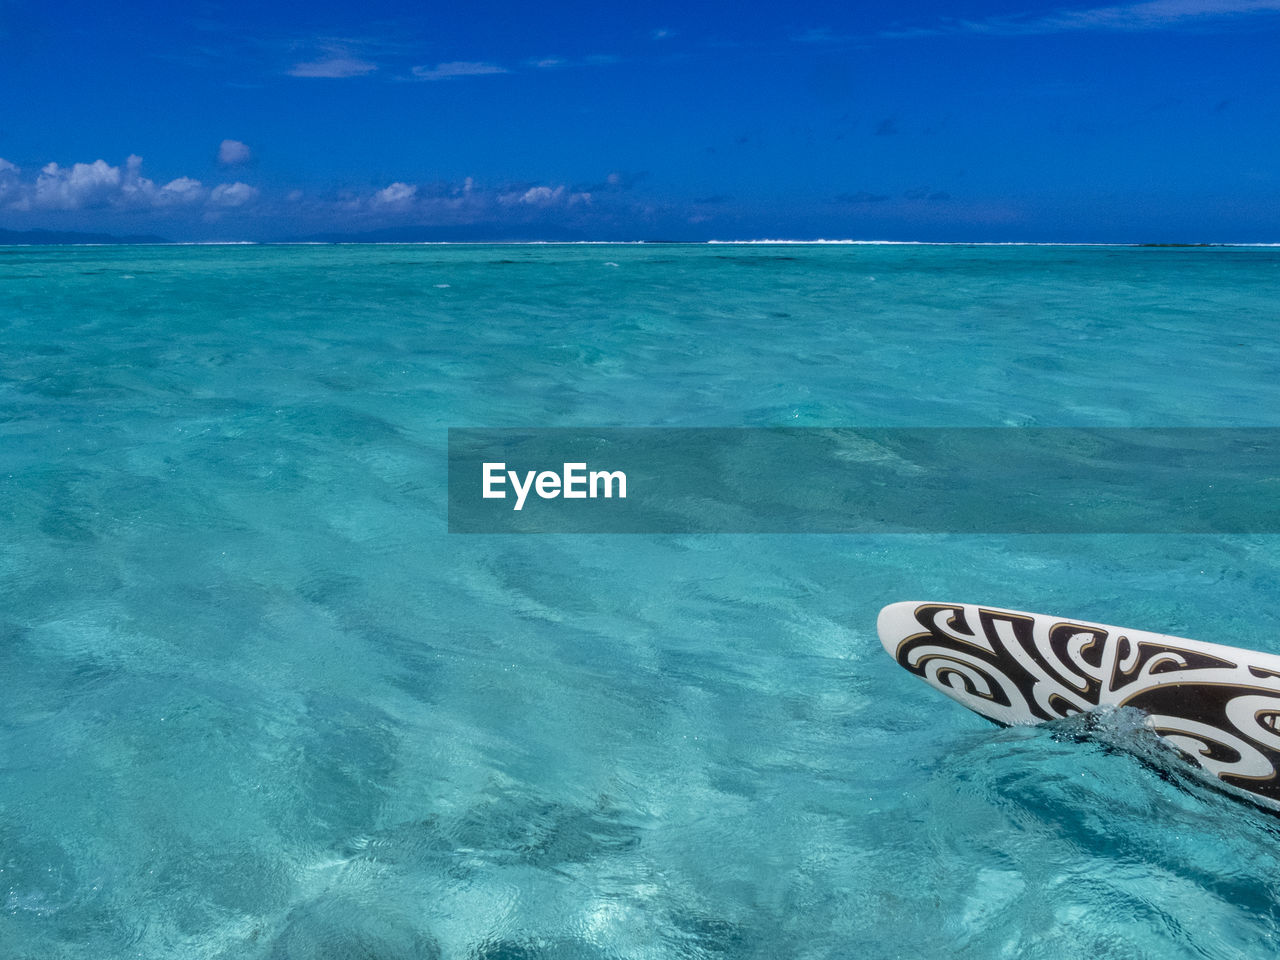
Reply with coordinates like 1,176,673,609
288,55,376,78
118,154,159,207
0,154,617,230
218,139,252,165
519,185,564,205
31,158,122,210
411,61,507,80
157,177,205,207
374,182,417,206
497,184,592,208
886,0,1280,36
1036,0,1280,30
1,154,215,212
210,182,259,207
0,158,18,204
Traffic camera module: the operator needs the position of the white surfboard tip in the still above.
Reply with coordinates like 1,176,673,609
874,598,1280,810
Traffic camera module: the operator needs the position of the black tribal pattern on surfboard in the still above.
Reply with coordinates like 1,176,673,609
880,602,1280,804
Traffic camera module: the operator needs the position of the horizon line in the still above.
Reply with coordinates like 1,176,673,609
2,239,1280,248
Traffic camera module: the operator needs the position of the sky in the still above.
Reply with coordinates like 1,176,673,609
0,0,1277,241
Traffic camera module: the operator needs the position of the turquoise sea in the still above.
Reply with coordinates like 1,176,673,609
5,242,1280,959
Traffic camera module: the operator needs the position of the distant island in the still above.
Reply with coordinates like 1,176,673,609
0,227,169,245
0,227,1252,246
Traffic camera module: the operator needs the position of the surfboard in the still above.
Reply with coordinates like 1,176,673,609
877,600,1280,809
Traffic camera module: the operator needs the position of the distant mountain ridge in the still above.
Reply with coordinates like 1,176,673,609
0,228,169,245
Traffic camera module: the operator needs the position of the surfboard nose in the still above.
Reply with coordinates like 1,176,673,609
877,601,923,656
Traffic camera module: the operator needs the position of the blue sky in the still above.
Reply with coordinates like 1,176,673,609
0,0,1277,241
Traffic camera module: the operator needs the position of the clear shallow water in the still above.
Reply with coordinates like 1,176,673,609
3,243,1280,958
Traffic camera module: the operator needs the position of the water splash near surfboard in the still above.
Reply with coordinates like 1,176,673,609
878,601,1280,810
